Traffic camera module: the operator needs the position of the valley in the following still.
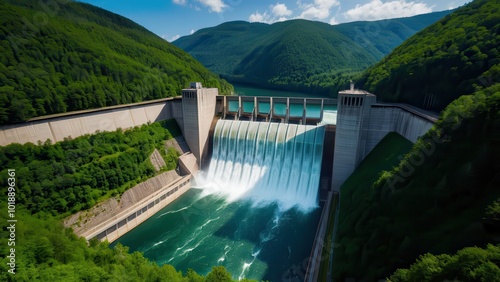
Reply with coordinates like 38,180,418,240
1,0,500,281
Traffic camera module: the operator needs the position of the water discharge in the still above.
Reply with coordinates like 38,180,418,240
112,120,327,281
200,120,325,212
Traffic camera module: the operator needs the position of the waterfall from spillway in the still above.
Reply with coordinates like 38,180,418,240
200,120,325,212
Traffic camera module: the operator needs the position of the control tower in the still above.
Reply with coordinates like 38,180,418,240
181,82,218,166
332,82,376,190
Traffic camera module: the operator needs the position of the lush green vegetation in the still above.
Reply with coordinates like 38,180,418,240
0,120,258,281
359,0,500,111
389,244,500,281
334,2,500,278
173,11,452,96
333,83,500,280
0,120,181,217
0,205,257,281
0,0,233,124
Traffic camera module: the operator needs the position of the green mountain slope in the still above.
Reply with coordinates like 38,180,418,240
0,0,232,125
359,0,500,111
332,1,500,280
334,83,500,281
173,11,452,96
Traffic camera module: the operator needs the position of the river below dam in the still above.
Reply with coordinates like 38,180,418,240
112,188,321,281
112,119,327,281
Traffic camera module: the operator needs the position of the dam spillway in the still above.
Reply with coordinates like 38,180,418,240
203,120,326,211
111,119,327,281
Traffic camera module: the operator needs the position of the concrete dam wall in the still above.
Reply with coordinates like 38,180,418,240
365,105,435,157
0,97,183,146
333,89,438,190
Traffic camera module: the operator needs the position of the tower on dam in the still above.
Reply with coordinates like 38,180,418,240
332,82,377,191
181,82,218,167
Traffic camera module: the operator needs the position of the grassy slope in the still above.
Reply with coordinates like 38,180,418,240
173,11,451,96
0,0,232,124
359,0,500,111
318,133,413,280
333,133,413,279
333,84,500,281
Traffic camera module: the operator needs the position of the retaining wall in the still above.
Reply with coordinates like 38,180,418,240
83,174,191,243
0,98,183,146
364,106,435,156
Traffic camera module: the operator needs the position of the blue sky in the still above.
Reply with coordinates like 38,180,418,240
78,0,471,42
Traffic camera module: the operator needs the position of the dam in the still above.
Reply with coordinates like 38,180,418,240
1,82,437,280
205,120,325,211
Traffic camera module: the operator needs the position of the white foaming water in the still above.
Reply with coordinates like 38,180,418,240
319,109,337,125
198,120,325,212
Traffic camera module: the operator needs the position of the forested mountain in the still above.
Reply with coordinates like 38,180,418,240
332,0,500,280
173,10,452,96
359,0,500,111
333,84,500,280
0,0,232,125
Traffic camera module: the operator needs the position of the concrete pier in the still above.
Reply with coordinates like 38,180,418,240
215,95,337,125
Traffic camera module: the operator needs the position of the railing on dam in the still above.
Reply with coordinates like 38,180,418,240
372,102,438,123
215,95,337,125
85,175,192,243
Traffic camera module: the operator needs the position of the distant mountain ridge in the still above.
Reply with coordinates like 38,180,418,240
0,0,232,125
173,10,453,96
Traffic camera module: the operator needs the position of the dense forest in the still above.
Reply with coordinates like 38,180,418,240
333,80,500,280
0,0,233,125
0,120,181,216
389,244,500,281
359,0,500,111
173,11,452,96
332,1,500,280
0,120,259,281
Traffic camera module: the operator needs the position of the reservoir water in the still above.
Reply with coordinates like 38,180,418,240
233,84,337,125
111,86,335,281
233,83,328,98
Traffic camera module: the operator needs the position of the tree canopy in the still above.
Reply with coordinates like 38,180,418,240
0,0,233,125
359,0,500,111
0,120,181,216
333,83,500,280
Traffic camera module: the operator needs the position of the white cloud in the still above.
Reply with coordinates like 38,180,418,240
249,11,271,23
329,16,338,25
272,3,292,17
170,34,181,42
298,0,340,20
190,29,196,34
172,0,187,5
197,0,227,13
249,2,293,24
344,0,432,21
